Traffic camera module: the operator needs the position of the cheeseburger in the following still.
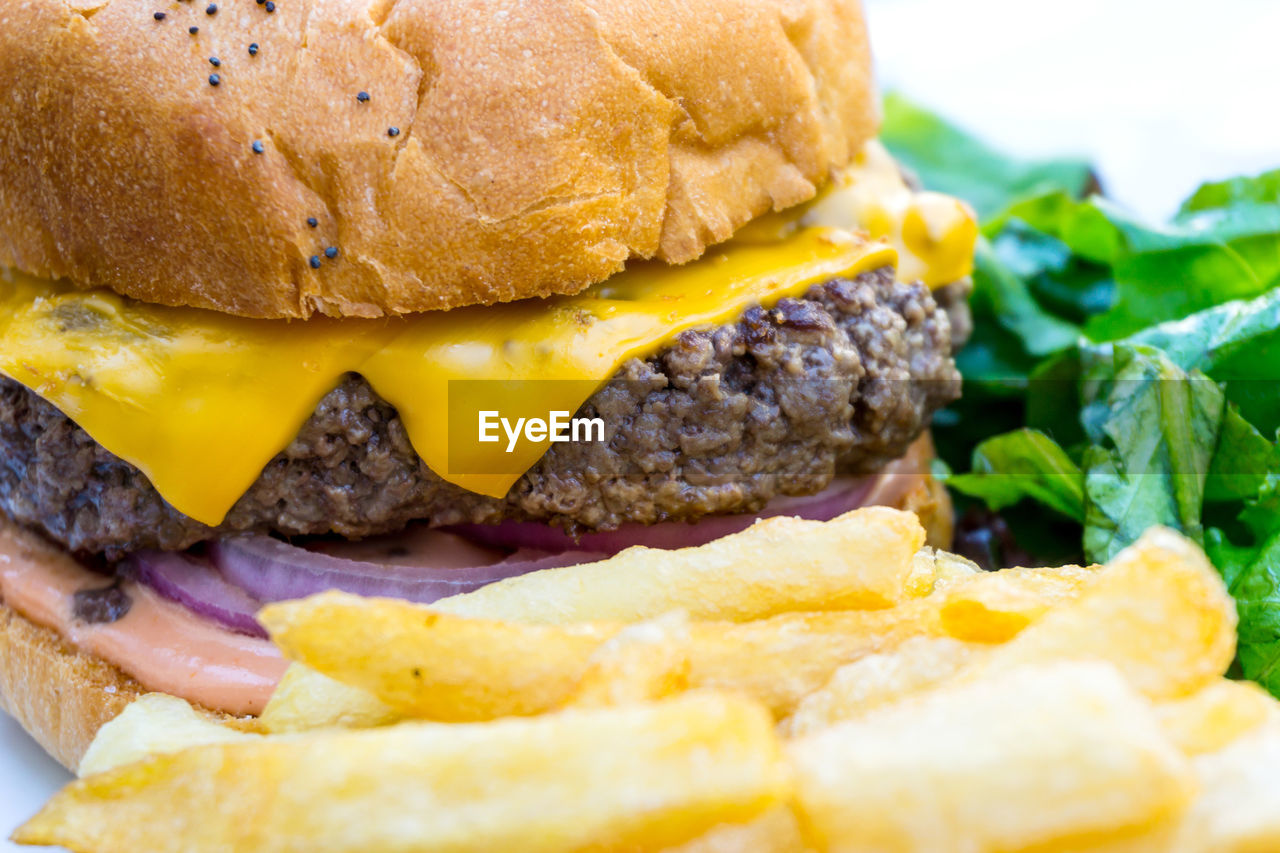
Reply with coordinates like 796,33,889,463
0,0,976,768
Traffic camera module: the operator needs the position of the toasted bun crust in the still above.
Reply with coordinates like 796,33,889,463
0,600,145,771
0,0,876,319
0,601,254,772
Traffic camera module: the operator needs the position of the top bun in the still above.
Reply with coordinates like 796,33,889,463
0,0,876,318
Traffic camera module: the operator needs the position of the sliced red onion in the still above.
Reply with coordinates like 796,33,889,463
126,551,266,638
209,535,606,606
127,462,921,637
450,474,880,555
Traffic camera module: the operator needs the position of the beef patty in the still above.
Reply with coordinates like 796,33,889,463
0,268,965,557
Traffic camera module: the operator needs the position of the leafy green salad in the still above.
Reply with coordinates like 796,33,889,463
880,95,1280,697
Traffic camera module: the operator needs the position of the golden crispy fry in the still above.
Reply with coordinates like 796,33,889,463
264,593,933,721
688,564,1107,719
785,529,1237,736
982,528,1237,699
901,546,981,599
780,637,979,736
262,529,1225,729
684,606,949,718
261,592,614,721
16,693,789,853
433,507,925,624
47,519,1262,853
568,612,692,708
661,805,809,853
263,617,694,729
1157,678,1279,756
263,558,1100,724
77,694,259,778
786,662,1195,853
935,564,1099,643
1177,721,1280,851
258,664,401,734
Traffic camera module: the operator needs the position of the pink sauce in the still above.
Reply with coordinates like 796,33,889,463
0,520,284,715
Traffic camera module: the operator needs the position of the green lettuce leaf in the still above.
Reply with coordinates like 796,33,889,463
883,95,1280,696
1205,406,1276,504
1120,287,1280,435
1207,526,1280,695
975,235,1082,357
991,221,1114,327
947,429,1084,521
1008,192,1280,341
1180,168,1280,214
1077,346,1224,562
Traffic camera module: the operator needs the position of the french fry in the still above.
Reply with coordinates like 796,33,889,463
786,662,1195,853
1156,678,1279,756
16,693,790,853
433,507,925,624
47,515,1262,853
1177,721,1280,851
259,664,401,734
77,694,259,778
263,556,1105,724
684,606,950,718
982,527,1237,699
263,619,694,730
567,612,692,708
267,586,975,721
780,636,979,736
901,546,981,599
785,529,1236,736
935,564,1098,643
662,804,809,853
261,592,614,721
263,593,922,721
689,564,1111,718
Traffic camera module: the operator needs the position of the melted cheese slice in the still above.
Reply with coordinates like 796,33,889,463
736,141,978,288
0,143,975,526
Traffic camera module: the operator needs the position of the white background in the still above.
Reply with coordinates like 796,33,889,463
2,0,1279,848
866,0,1280,221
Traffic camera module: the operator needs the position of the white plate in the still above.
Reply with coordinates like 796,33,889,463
1,0,1277,848
0,714,70,852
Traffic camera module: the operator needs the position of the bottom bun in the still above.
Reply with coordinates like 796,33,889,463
0,600,147,771
0,469,952,773
0,602,253,772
